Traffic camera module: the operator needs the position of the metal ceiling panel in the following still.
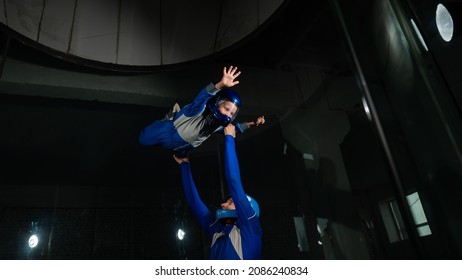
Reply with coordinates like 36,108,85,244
259,0,285,23
215,0,259,51
0,0,6,23
117,0,161,66
70,0,119,63
38,0,75,53
4,0,43,41
161,0,221,65
0,0,286,67
215,0,284,52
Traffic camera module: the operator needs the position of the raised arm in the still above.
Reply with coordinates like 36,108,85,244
235,115,266,133
173,155,215,233
223,125,257,221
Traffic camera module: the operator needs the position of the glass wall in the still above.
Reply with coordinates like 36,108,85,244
331,0,462,258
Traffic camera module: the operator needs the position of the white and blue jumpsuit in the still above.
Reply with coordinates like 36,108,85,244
139,83,248,157
179,135,262,260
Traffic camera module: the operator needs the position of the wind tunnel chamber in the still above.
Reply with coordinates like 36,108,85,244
331,0,462,259
1,0,462,260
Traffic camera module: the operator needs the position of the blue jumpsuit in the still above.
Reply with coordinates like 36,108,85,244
179,135,262,260
139,83,247,157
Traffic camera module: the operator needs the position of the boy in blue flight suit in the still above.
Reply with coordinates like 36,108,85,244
139,66,264,157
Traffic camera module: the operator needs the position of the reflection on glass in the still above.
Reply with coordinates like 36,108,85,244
379,199,408,243
411,19,428,51
406,192,432,237
361,96,372,121
293,217,309,252
379,192,432,244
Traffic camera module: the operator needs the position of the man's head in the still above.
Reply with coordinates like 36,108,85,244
207,88,241,126
216,194,260,219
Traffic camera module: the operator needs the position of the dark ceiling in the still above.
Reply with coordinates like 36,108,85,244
0,0,349,75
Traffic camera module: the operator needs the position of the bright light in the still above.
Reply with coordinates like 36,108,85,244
28,235,39,248
177,229,185,240
436,4,454,42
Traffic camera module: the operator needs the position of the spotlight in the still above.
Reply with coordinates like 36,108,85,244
28,234,39,248
177,229,185,240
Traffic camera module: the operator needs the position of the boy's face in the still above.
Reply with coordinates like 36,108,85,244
218,100,238,119
221,197,236,210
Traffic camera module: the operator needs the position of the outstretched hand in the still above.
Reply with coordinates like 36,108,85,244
254,116,265,126
216,66,241,89
173,154,189,164
247,116,265,128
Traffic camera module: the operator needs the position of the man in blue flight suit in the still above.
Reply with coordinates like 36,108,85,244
173,124,262,260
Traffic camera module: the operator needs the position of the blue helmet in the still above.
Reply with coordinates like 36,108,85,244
207,88,241,126
216,194,260,219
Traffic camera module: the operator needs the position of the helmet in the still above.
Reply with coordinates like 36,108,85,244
216,194,260,219
207,88,241,126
